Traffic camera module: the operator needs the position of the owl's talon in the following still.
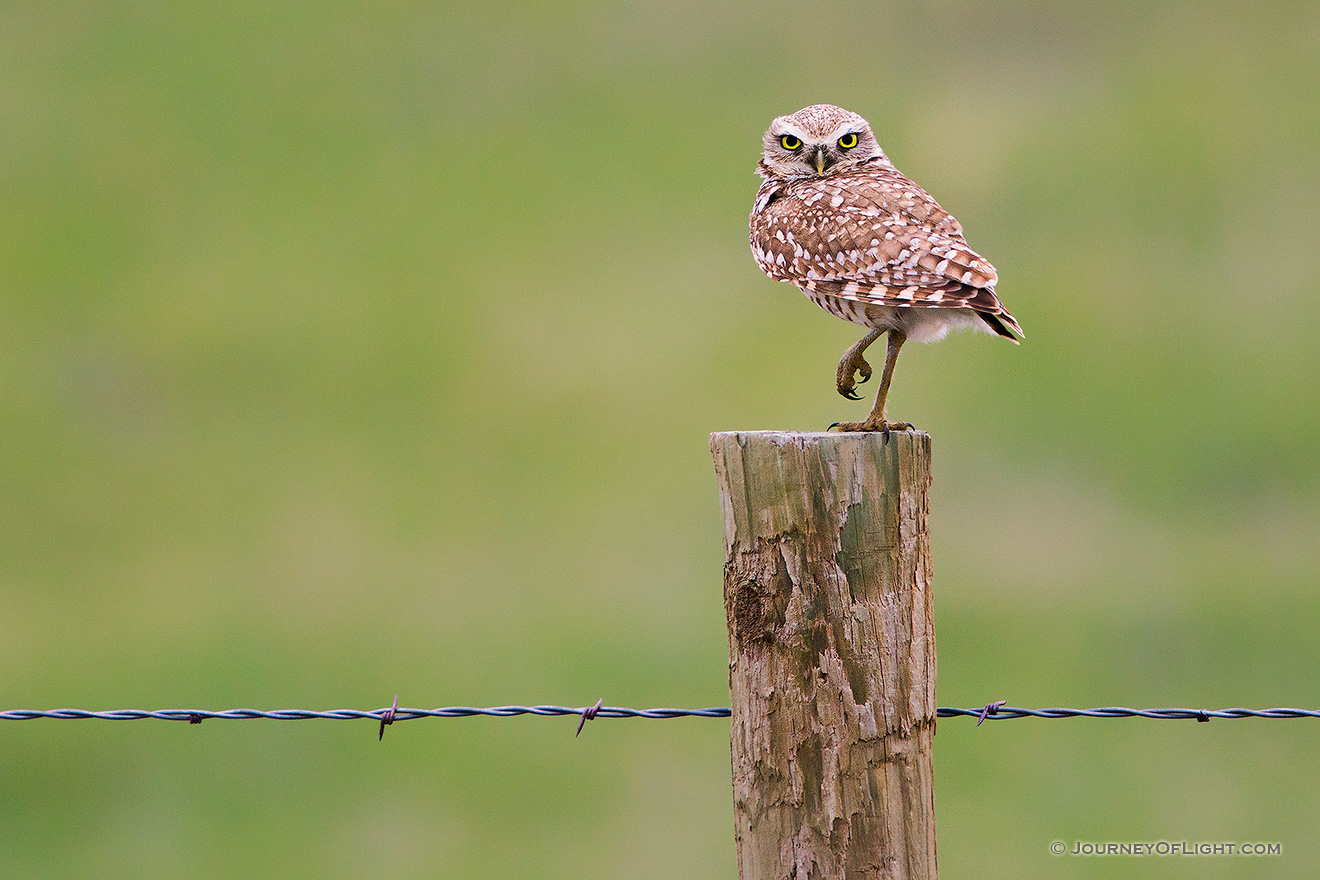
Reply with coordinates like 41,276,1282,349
836,342,875,400
829,419,914,433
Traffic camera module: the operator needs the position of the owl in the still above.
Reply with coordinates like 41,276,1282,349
750,104,1021,432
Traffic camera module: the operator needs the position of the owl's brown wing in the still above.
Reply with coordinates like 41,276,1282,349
750,160,1021,337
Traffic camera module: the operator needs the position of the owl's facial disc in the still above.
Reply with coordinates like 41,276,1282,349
759,106,892,181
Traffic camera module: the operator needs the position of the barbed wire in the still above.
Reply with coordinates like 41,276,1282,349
4,702,1320,738
0,705,732,722
937,703,1320,723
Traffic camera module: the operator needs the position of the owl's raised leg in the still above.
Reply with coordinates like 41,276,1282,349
830,330,912,432
836,328,883,400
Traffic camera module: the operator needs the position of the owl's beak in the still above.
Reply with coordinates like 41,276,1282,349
812,147,830,174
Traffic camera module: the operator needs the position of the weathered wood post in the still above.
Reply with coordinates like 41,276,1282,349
710,430,937,880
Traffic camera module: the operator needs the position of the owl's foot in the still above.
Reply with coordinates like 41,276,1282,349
835,351,873,401
828,418,914,434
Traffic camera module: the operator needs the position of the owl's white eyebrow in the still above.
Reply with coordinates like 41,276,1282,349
773,122,810,140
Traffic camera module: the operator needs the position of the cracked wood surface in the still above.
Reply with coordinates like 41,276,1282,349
711,431,937,880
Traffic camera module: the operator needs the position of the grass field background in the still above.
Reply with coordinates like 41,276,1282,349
2,2,1319,877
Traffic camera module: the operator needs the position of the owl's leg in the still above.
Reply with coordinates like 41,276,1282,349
836,328,883,400
830,330,912,432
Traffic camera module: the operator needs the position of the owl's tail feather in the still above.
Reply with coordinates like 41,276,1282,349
977,310,1023,344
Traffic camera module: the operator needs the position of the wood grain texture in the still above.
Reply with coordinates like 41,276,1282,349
710,430,937,880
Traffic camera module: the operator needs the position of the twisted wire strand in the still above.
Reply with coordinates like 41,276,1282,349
937,706,1320,721
4,705,1320,723
0,706,733,722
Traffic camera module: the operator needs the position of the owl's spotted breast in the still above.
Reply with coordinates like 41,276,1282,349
750,157,999,304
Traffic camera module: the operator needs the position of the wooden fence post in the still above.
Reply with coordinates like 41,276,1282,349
710,430,938,880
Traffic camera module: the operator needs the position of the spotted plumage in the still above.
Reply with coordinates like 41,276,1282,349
750,104,1021,431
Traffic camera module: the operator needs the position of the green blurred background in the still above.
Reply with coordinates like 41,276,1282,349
2,1,1318,877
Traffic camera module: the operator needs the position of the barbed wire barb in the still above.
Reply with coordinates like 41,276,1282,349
976,700,1007,726
576,698,604,737
379,694,398,741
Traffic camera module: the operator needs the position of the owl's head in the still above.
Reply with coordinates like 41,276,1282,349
759,104,889,180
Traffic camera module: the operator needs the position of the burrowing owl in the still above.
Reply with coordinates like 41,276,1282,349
750,104,1021,432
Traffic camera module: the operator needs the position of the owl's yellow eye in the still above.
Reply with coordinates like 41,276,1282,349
838,132,859,149
779,134,802,151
